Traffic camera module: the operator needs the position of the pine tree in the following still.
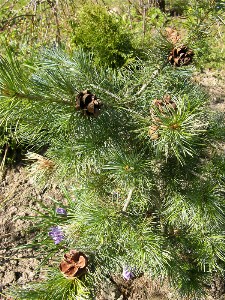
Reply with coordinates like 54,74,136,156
0,42,224,300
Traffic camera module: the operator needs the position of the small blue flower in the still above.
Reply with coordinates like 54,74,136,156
49,226,64,244
56,207,67,216
122,266,135,280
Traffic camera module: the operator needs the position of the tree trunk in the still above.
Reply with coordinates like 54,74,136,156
158,0,165,12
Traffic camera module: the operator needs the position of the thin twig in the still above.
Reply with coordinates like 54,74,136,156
127,3,133,30
0,144,8,181
0,0,10,10
0,255,36,259
217,15,225,26
122,187,135,212
135,69,160,96
0,14,36,32
14,92,74,106
142,5,147,39
0,143,8,171
89,84,120,101
47,0,61,46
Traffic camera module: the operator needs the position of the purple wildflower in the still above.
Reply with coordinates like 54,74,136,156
49,226,64,244
56,207,67,216
122,266,135,281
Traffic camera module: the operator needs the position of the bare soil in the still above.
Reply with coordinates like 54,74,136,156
0,70,224,300
0,166,64,299
194,68,225,112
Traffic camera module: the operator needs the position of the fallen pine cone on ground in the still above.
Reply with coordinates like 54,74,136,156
59,250,88,278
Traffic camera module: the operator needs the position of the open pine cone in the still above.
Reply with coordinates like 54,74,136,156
59,250,88,278
76,90,102,117
168,45,194,67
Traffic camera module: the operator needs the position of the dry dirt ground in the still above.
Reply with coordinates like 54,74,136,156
0,167,62,299
0,70,224,300
194,69,225,113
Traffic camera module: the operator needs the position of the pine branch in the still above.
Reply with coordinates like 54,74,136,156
89,84,120,101
13,92,74,107
135,68,160,96
122,187,135,212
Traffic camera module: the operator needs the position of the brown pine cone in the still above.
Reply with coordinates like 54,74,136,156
163,94,177,110
152,95,177,113
149,95,177,140
165,27,181,44
59,250,88,278
76,90,102,117
168,45,194,67
153,99,165,113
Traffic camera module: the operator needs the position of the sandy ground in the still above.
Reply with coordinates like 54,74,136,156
194,68,225,113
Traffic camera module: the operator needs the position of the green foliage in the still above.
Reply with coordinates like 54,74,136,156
167,0,189,15
64,192,171,279
216,0,225,10
146,7,168,28
0,128,23,168
180,0,225,69
0,0,83,57
0,47,218,181
13,196,73,267
7,269,94,300
71,4,136,68
136,94,207,164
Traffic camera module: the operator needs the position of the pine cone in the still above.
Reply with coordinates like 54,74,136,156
162,94,177,110
149,95,177,140
76,90,102,117
59,250,88,278
152,95,177,114
168,45,194,67
165,27,181,44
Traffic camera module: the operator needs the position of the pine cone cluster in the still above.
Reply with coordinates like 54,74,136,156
76,90,102,117
149,95,177,140
59,250,88,278
168,45,194,67
153,94,177,113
